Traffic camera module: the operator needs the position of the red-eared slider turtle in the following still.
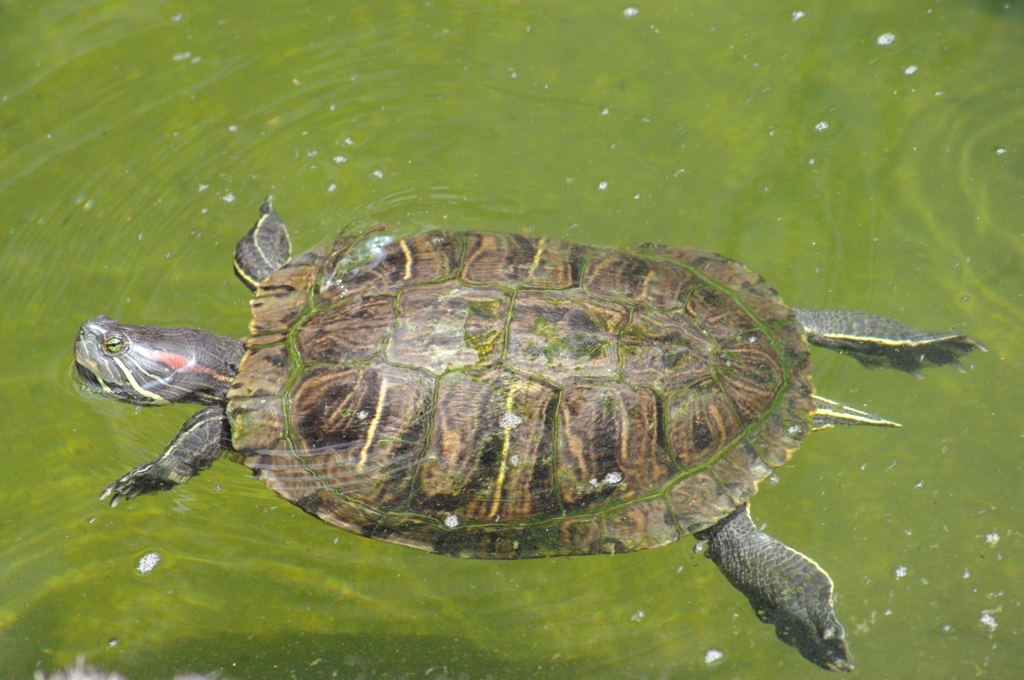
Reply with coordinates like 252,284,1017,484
74,199,984,671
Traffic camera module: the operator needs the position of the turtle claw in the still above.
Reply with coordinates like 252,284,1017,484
101,463,176,506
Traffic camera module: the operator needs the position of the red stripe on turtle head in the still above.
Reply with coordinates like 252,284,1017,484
151,350,191,372
148,349,232,382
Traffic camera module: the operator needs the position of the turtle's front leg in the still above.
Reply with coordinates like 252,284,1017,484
793,308,986,375
102,404,231,505
695,504,853,672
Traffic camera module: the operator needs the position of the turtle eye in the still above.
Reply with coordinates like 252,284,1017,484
102,333,129,355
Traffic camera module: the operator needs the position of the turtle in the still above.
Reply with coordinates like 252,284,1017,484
74,198,984,671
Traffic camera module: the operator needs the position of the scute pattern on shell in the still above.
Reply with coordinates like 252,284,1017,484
225,229,814,558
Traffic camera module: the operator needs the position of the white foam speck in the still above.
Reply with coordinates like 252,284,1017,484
623,8,639,18
877,33,896,46
894,565,908,579
444,514,459,529
137,552,160,574
499,412,523,430
986,532,1000,546
703,648,724,664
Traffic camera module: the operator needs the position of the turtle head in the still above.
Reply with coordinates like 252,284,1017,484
74,315,245,406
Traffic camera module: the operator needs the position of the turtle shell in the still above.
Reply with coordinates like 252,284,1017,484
225,230,814,558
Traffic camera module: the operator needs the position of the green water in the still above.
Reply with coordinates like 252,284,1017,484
1,1,1022,678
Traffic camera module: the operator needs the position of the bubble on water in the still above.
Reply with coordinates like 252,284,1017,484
444,514,459,529
222,192,235,203
986,532,1000,546
598,181,609,190
172,52,192,62
894,565,908,579
877,33,896,46
963,569,971,579
228,125,238,132
499,412,524,429
792,11,805,21
814,120,830,131
623,7,640,18
980,611,998,632
703,648,724,665
137,552,160,574
372,170,384,179
904,65,918,75
630,610,644,622
333,155,348,164
995,147,1007,155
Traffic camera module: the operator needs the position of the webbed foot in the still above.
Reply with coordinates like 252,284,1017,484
794,308,986,375
696,504,853,672
101,404,230,506
101,463,179,505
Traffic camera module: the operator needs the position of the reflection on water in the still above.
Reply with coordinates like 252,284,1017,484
0,1,1022,678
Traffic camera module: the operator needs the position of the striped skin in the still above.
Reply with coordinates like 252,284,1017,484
226,229,814,558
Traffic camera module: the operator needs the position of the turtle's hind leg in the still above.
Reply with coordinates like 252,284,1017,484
793,308,986,375
101,404,231,505
695,504,853,672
